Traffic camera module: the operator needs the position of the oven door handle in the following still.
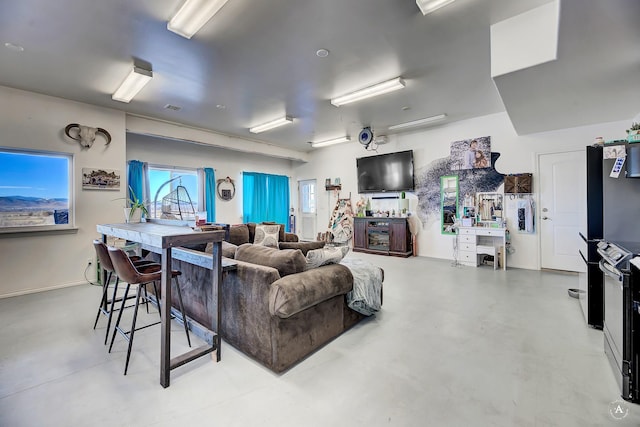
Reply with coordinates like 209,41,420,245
599,259,622,282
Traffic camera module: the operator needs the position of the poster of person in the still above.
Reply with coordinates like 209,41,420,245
450,136,491,170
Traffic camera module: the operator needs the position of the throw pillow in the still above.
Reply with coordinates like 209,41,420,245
253,224,280,248
304,245,350,270
261,221,285,241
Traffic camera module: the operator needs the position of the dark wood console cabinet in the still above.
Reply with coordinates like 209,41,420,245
353,217,412,257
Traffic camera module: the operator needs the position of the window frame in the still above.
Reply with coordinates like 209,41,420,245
146,163,202,221
0,146,75,234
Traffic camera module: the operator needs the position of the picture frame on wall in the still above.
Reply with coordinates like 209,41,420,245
82,168,121,190
450,136,491,170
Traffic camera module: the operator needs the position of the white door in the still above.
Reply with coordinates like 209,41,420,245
298,179,316,241
538,150,585,271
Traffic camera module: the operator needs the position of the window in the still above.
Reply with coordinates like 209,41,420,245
0,148,73,231
147,165,200,220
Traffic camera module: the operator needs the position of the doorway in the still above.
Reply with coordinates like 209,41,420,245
538,150,585,271
298,179,316,241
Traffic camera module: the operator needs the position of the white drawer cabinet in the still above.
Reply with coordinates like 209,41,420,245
456,226,507,270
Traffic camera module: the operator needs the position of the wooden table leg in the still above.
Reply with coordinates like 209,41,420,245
212,241,222,362
160,247,172,388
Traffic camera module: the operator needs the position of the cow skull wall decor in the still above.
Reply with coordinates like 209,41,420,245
64,123,111,148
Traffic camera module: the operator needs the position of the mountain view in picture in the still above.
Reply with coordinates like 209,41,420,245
0,151,70,228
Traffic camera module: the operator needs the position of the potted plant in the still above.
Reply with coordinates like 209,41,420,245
627,122,640,142
117,186,149,223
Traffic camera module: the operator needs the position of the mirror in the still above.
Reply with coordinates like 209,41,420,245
441,175,459,234
476,192,504,225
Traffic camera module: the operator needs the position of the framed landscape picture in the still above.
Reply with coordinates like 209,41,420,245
82,168,121,190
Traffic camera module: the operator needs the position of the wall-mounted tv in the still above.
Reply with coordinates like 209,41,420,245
357,150,415,193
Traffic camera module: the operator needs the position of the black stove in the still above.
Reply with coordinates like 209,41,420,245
598,240,640,402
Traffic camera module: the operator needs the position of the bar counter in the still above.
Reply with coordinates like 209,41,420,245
96,221,226,388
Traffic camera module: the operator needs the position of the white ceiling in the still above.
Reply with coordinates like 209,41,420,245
0,0,638,152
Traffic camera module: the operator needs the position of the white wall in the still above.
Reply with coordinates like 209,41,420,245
293,112,630,269
126,133,296,225
0,86,127,297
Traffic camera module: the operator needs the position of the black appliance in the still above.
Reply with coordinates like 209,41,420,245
578,145,604,328
599,142,640,402
598,241,640,402
602,143,640,243
356,150,414,193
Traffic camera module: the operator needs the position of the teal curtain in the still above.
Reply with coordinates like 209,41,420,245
243,172,289,229
204,167,216,222
268,174,290,231
127,160,144,206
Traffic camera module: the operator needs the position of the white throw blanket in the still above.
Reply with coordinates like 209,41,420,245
340,258,382,316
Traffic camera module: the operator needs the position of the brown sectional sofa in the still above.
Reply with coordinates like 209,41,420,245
153,235,382,373
200,222,326,258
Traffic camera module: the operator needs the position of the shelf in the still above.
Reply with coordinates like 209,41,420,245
325,185,341,191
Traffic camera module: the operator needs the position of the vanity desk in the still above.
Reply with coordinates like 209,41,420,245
457,226,507,270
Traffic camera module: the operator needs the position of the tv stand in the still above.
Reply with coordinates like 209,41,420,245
353,217,412,257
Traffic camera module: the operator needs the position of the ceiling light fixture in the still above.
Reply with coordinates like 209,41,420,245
388,114,447,131
112,66,153,103
249,116,293,134
168,0,230,39
310,136,351,148
331,77,405,107
4,42,24,52
416,0,456,15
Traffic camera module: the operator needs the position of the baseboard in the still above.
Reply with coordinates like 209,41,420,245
0,280,88,299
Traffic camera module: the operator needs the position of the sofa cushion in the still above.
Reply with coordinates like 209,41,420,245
304,245,350,270
205,240,238,259
269,264,354,318
228,224,250,246
254,224,280,248
235,243,306,277
279,240,325,256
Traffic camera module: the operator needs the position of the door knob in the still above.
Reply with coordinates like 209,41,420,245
542,216,551,220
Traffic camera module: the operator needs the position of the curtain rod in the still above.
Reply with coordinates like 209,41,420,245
143,162,215,171
241,171,291,178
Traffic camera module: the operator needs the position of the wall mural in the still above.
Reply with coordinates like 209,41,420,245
415,150,505,226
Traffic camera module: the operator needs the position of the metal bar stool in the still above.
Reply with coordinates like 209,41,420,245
107,245,191,375
92,240,158,345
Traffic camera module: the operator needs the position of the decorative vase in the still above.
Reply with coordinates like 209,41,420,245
124,207,142,223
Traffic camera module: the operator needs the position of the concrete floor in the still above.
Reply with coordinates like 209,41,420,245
0,253,638,426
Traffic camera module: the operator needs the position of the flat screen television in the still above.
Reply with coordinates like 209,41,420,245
357,150,415,193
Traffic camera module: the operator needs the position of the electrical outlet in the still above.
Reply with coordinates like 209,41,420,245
87,258,93,266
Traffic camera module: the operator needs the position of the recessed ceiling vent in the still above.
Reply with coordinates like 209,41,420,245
164,104,182,111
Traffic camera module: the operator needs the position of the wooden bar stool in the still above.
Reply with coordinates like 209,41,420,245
107,246,191,375
92,240,158,345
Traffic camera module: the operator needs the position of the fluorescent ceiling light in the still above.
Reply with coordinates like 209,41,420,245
311,136,351,148
388,114,447,131
416,0,455,15
112,66,153,103
168,0,230,39
331,77,405,107
249,116,293,133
